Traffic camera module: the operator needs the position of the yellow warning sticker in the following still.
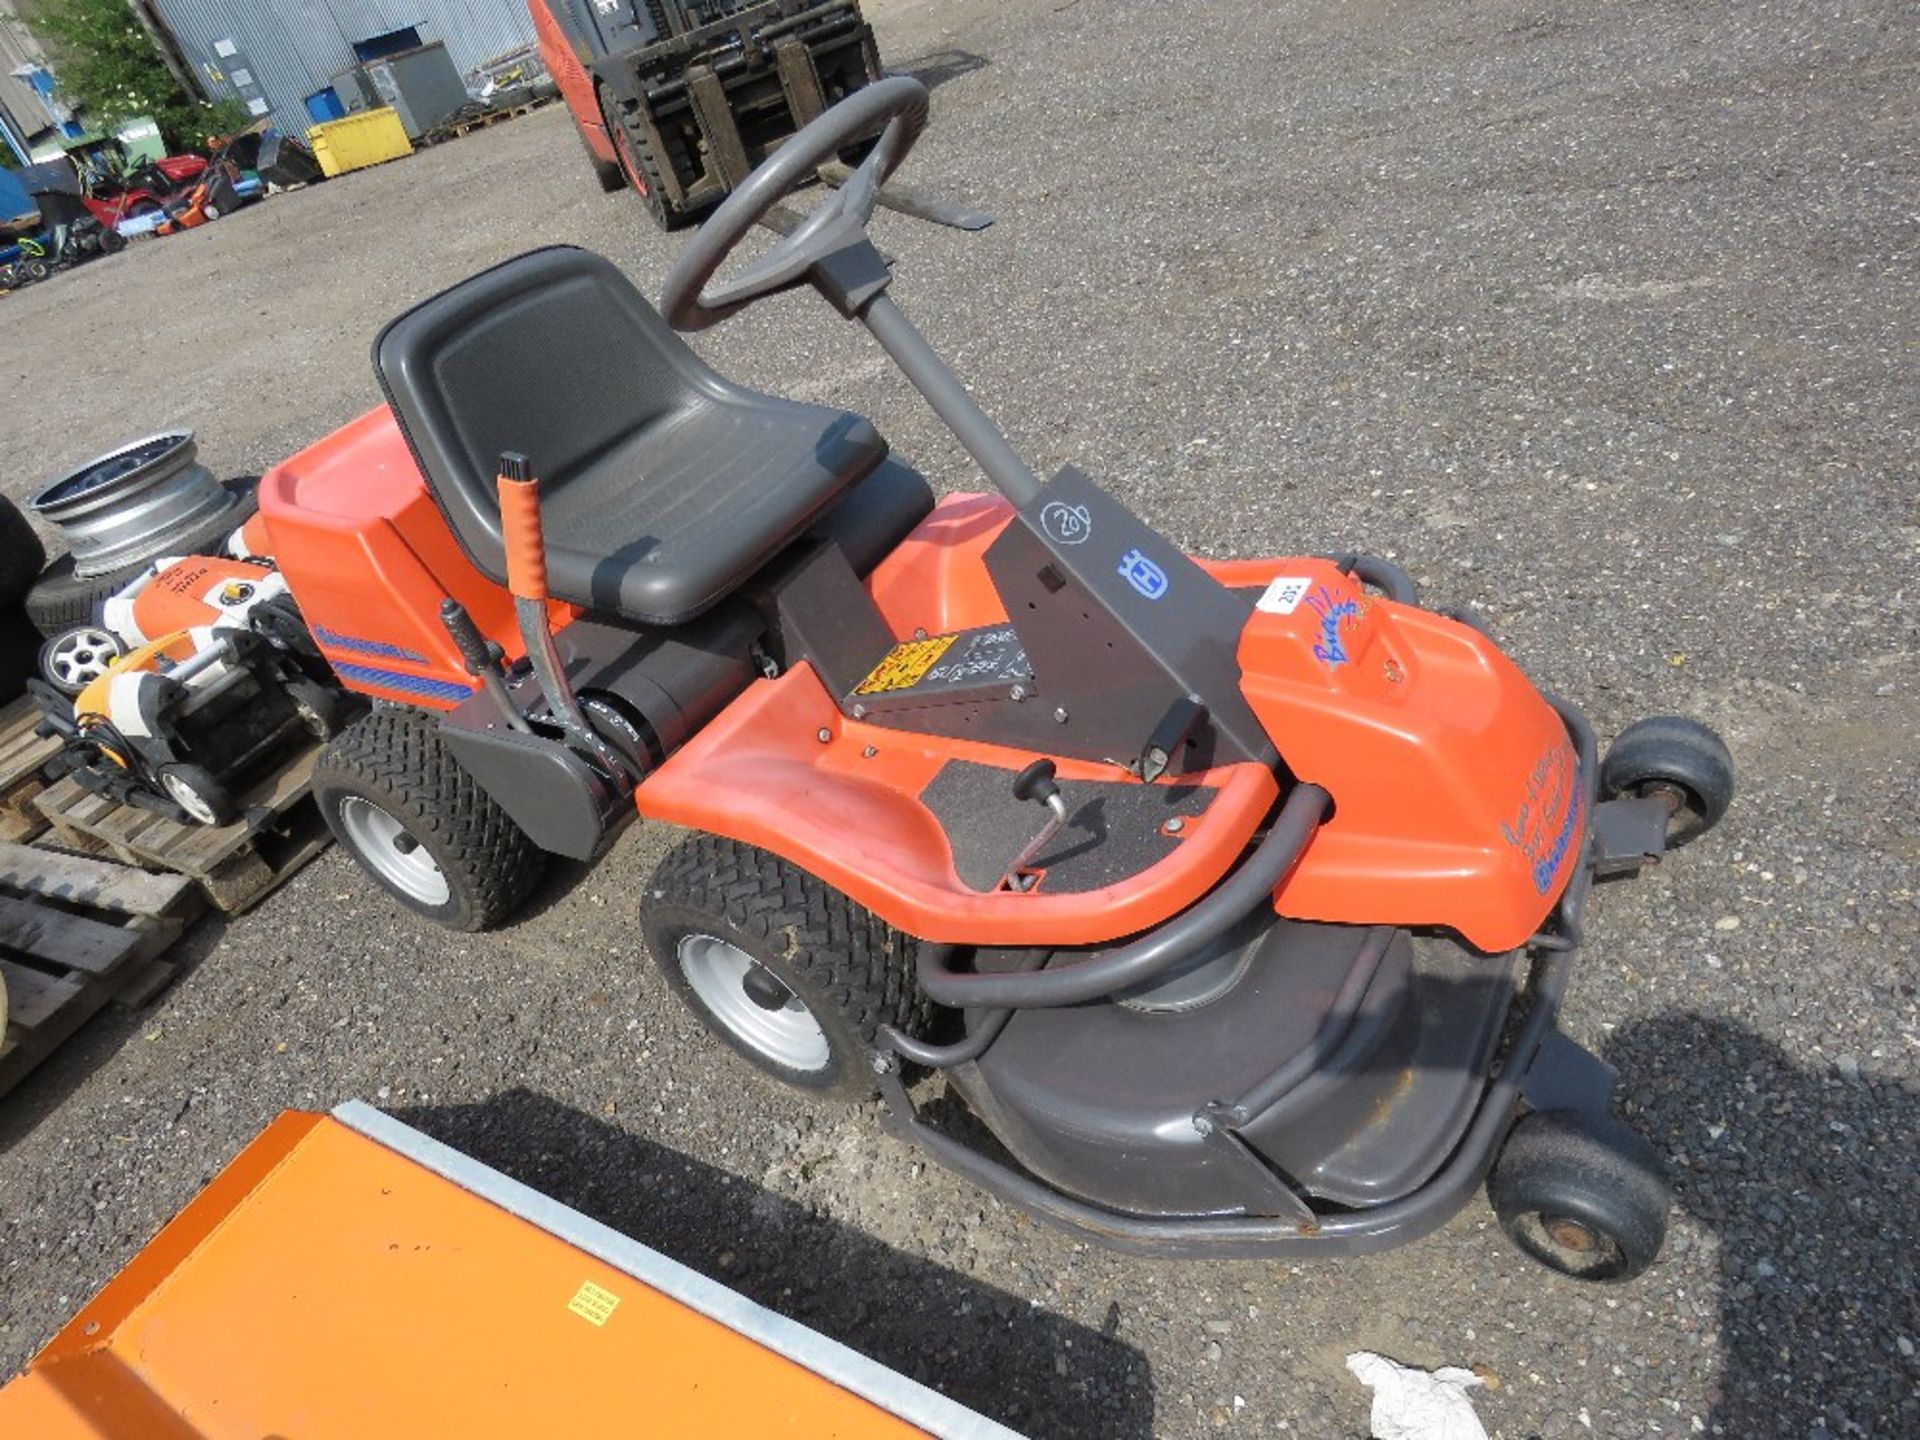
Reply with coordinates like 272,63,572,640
567,1280,621,1327
854,634,956,695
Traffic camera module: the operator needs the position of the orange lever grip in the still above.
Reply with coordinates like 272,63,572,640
498,474,548,601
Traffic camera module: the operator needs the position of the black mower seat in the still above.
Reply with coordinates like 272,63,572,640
374,245,887,627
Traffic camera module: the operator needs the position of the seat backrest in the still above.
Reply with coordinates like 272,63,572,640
373,245,722,583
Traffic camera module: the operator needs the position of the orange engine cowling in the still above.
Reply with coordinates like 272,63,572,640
257,407,573,710
1221,559,1582,954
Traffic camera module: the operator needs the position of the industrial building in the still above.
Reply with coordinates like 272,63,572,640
135,0,538,136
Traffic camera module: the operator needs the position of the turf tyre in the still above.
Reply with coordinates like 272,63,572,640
0,603,39,704
313,707,545,931
642,835,932,1100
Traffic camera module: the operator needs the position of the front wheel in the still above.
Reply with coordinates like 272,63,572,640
600,89,687,231
1601,716,1734,846
313,708,545,930
641,836,930,1100
1488,1108,1670,1282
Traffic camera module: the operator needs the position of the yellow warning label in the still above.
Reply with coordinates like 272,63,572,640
854,634,956,695
567,1280,621,1327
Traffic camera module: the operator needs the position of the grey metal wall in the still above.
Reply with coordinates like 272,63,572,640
149,0,538,134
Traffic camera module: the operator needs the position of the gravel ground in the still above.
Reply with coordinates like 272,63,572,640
2,0,1914,1435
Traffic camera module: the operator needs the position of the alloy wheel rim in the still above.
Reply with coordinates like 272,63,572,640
162,772,219,826
677,933,830,1073
337,796,449,906
45,627,123,692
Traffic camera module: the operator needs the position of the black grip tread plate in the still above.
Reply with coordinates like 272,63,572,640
919,760,1215,895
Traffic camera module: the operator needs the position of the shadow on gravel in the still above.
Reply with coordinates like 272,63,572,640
397,1088,1155,1438
508,853,597,926
890,48,991,93
1605,1014,1917,1440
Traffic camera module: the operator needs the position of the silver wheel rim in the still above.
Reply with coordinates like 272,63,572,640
44,627,123,693
677,933,830,1073
337,796,450,906
161,771,219,826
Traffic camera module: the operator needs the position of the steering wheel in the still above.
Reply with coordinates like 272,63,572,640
659,76,930,333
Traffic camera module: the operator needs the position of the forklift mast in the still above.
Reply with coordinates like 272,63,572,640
535,0,882,225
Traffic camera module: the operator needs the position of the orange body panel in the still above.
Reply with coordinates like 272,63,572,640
0,1110,978,1439
263,403,1573,950
1226,559,1581,952
259,407,576,709
641,495,1573,951
638,661,1280,946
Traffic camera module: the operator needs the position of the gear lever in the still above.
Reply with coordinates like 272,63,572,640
1000,759,1070,892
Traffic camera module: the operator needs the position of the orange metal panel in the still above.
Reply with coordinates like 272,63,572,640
1230,559,1579,952
258,407,577,711
0,1113,973,1439
635,661,1278,947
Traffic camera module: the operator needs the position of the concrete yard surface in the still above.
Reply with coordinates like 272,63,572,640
1,0,1914,1436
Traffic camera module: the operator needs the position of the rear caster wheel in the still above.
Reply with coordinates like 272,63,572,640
641,835,931,1101
1488,1109,1669,1282
158,762,237,827
1601,716,1733,846
314,708,545,930
287,676,357,740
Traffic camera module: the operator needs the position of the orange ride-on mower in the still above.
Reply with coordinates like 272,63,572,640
269,80,1733,1281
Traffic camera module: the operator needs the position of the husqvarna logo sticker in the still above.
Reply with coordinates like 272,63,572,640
1118,548,1168,600
1041,501,1092,545
1502,740,1583,894
1303,584,1361,666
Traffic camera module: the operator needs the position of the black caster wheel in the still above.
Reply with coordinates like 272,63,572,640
157,762,237,827
1488,1108,1670,1282
1601,715,1733,846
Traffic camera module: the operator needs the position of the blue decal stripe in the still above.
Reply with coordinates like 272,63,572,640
332,662,474,703
313,624,430,665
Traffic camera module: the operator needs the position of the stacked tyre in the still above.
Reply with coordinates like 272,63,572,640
0,494,46,703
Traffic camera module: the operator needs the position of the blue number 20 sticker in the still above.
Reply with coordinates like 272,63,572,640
1118,548,1169,600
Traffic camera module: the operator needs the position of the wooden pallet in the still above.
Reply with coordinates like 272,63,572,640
0,696,61,845
428,97,552,143
0,840,201,1098
33,743,330,915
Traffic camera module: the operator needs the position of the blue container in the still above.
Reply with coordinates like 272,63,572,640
305,88,348,124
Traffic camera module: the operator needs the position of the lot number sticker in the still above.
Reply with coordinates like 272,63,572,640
1256,576,1315,615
